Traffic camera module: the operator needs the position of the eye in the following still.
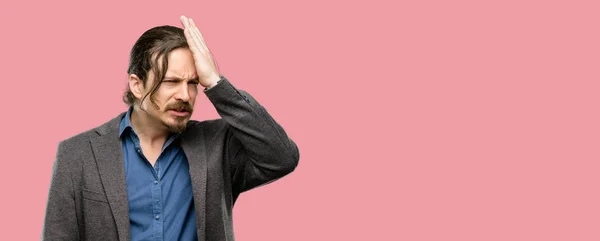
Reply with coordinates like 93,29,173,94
189,82,200,85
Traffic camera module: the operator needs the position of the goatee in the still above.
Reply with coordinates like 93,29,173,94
166,119,188,134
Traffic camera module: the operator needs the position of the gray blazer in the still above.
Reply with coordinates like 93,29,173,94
42,78,300,241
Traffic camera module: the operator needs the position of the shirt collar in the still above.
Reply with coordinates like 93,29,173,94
119,106,181,151
119,106,134,137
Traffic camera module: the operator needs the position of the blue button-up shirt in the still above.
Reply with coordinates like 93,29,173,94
119,107,197,241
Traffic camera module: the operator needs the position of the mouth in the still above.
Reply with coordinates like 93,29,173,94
168,108,190,117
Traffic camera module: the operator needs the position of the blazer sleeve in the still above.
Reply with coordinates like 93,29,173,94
204,76,300,195
41,142,79,240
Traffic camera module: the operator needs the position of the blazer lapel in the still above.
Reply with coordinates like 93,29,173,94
90,112,130,241
180,124,208,241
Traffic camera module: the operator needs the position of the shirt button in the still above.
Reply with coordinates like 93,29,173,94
155,215,160,220
154,181,159,185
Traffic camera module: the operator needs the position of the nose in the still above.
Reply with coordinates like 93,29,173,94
174,83,190,102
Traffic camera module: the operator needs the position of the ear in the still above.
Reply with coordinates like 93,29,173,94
129,74,144,99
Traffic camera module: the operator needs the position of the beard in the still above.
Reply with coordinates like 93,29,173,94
163,115,188,134
162,101,193,134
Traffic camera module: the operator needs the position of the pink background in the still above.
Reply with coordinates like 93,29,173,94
1,0,599,240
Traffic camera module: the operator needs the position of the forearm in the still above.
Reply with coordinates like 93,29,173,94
204,76,299,175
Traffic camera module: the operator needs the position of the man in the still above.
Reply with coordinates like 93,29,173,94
42,15,299,241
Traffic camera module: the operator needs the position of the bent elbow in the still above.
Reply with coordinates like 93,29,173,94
280,141,300,175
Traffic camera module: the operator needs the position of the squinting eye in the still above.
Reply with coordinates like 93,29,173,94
189,82,200,85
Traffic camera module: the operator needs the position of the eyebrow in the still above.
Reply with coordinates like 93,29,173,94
164,77,200,82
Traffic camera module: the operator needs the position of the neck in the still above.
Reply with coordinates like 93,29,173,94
130,105,170,144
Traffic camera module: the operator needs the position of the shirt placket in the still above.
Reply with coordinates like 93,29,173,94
152,160,163,241
132,133,164,241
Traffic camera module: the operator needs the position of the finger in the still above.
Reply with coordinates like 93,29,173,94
188,20,206,52
180,16,201,52
183,28,202,54
188,18,219,71
186,26,206,56
183,17,201,48
189,18,209,50
180,15,190,29
191,27,207,52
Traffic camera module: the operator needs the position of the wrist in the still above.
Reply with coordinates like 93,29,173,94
204,74,221,89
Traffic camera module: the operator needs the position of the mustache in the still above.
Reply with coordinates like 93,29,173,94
165,102,192,112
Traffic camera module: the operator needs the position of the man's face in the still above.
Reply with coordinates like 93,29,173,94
139,48,199,133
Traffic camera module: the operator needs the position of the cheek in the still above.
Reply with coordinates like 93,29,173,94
154,91,173,107
141,97,166,113
190,88,199,100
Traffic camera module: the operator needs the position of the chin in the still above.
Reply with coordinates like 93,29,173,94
163,117,189,134
167,123,187,134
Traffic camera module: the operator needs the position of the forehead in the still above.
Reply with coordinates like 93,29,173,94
164,48,196,78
